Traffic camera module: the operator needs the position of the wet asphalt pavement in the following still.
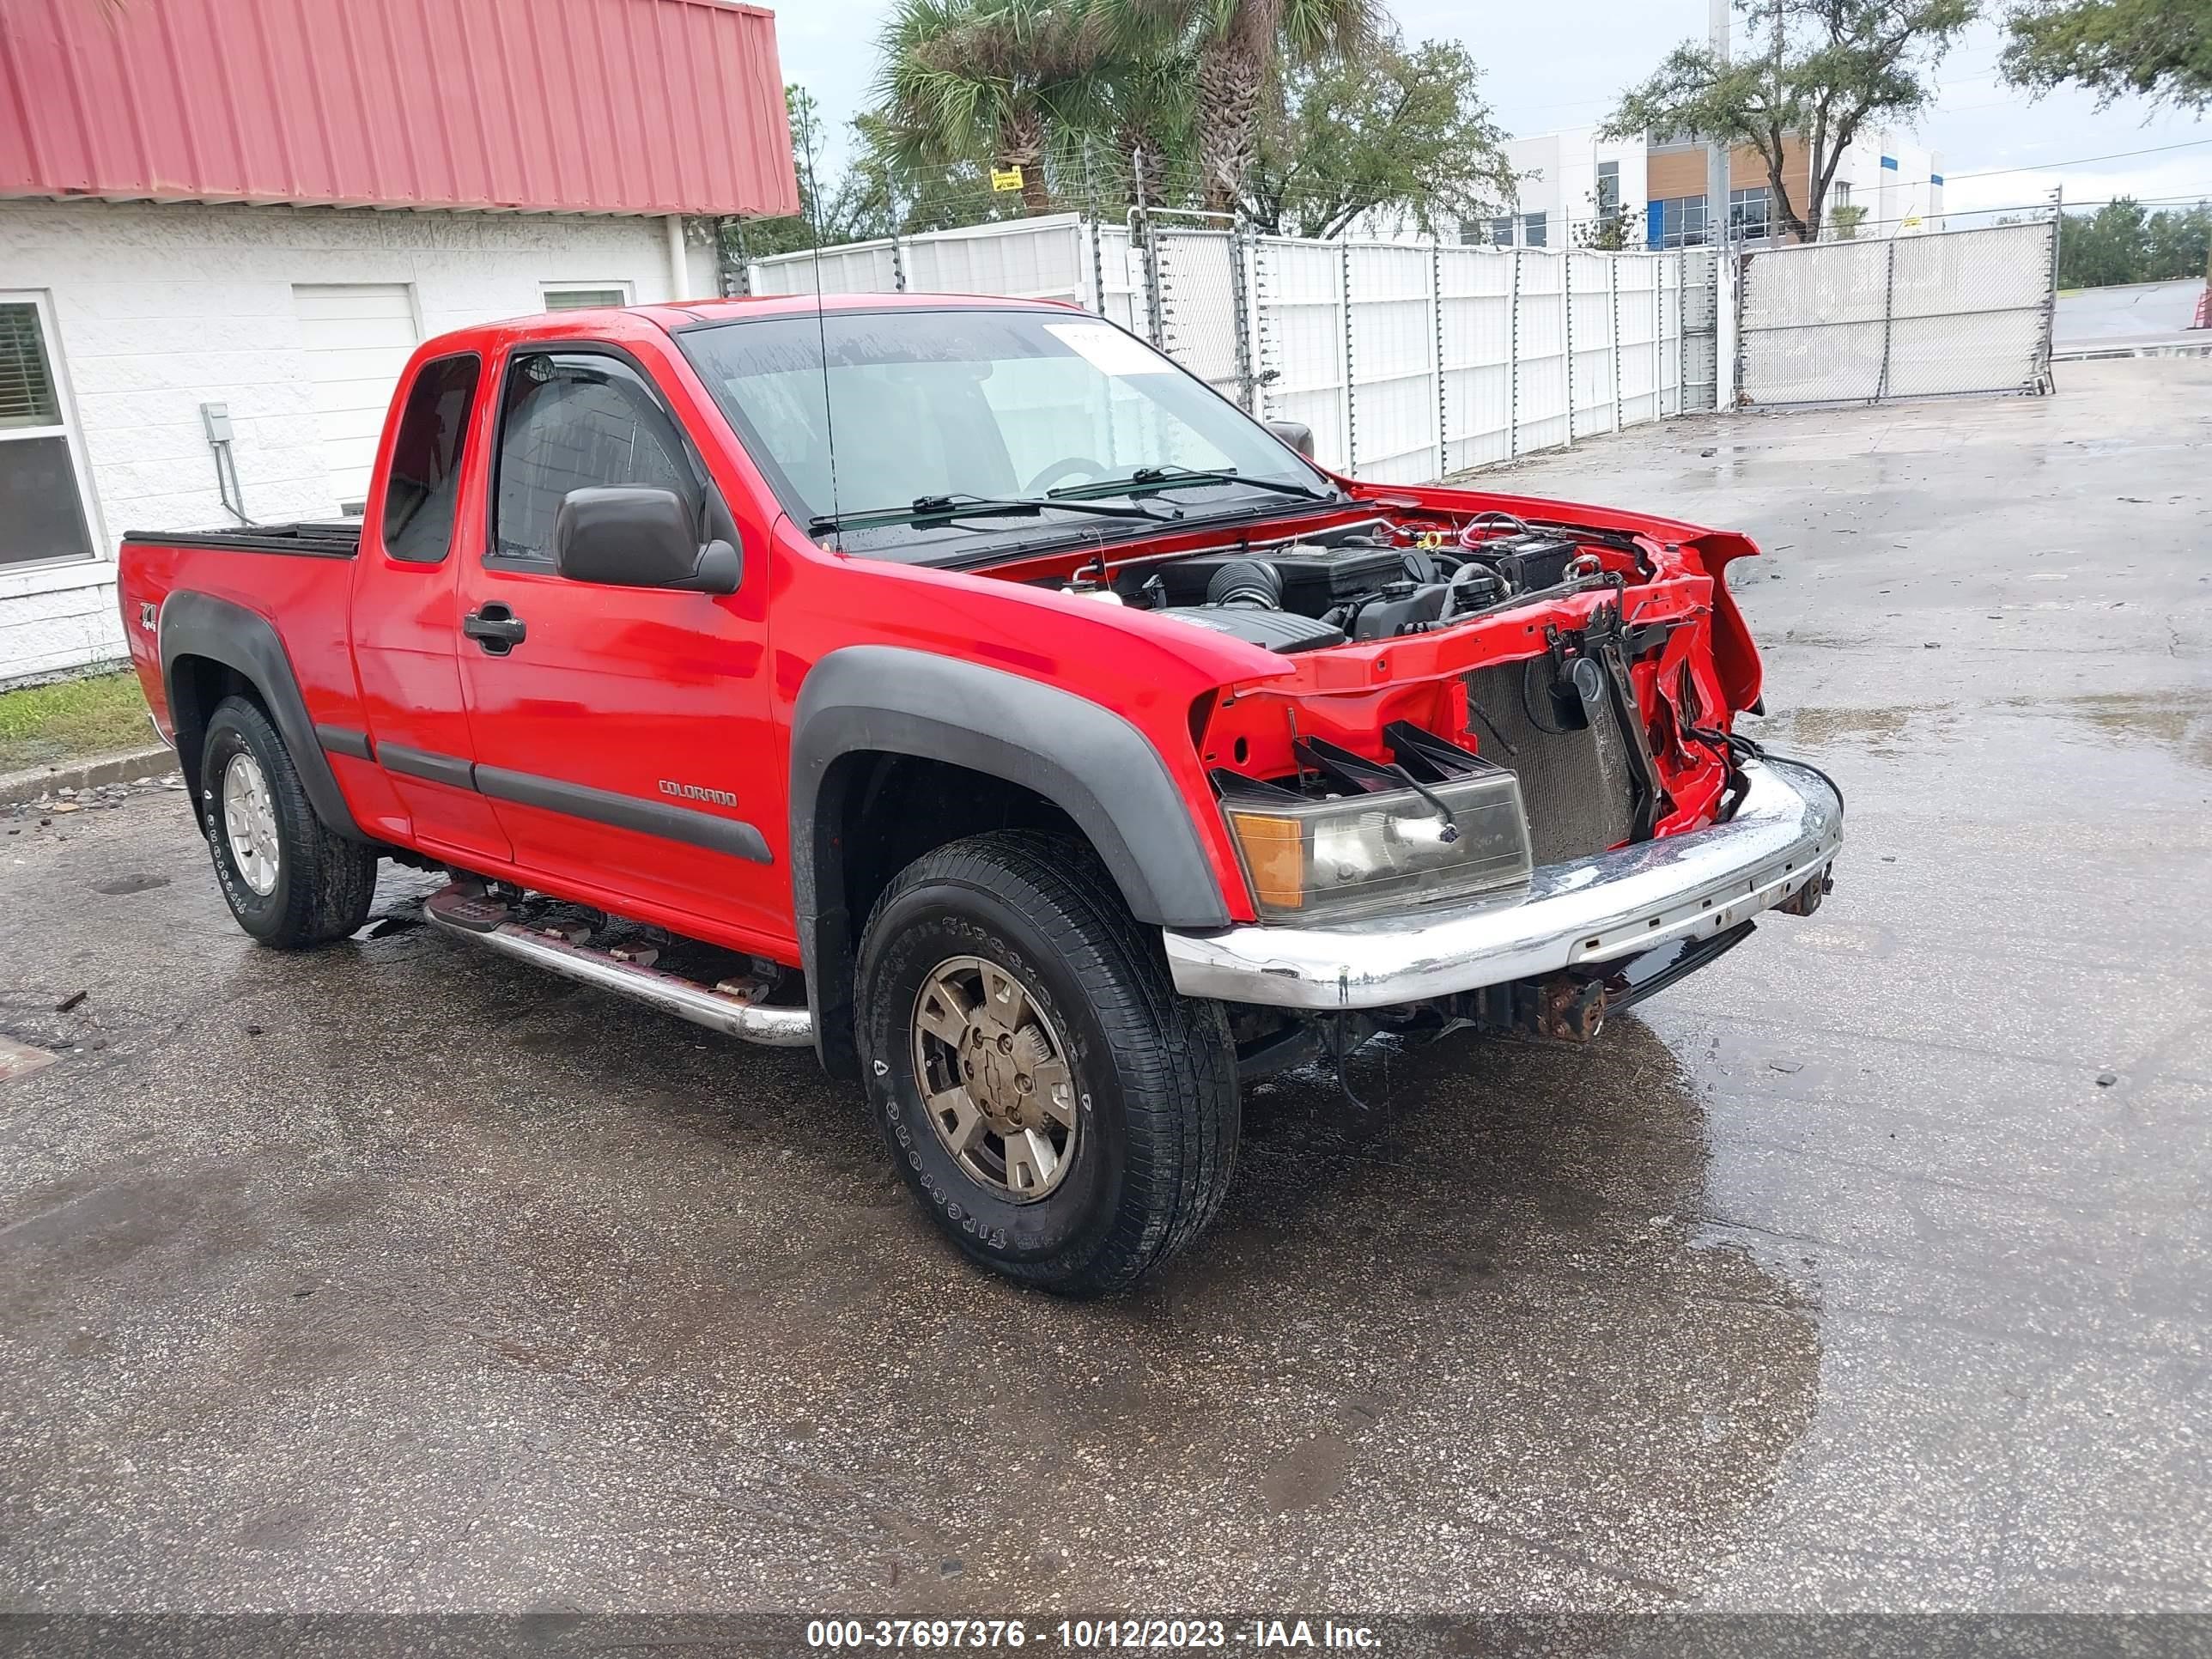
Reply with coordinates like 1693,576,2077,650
2,360,2209,1616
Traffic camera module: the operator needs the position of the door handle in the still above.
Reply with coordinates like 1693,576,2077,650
463,604,526,654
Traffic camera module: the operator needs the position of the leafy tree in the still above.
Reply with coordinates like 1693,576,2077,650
2042,198,2212,287
876,0,1112,214
1091,40,1199,208
1098,0,1385,216
1238,37,1516,238
2146,198,2212,277
1999,0,2212,111
1604,0,1975,243
1575,196,1643,250
1826,201,1870,237
730,89,914,262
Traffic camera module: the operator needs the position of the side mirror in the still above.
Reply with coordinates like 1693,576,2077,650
1266,419,1316,459
553,487,742,594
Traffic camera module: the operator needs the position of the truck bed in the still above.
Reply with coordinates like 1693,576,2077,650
118,522,362,559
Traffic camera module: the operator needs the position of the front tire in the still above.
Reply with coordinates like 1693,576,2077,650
200,696,378,948
856,831,1239,1297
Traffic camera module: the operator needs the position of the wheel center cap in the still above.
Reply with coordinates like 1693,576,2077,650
963,1020,1028,1127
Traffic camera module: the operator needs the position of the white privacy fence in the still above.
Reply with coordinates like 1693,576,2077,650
745,214,2061,471
747,216,1711,481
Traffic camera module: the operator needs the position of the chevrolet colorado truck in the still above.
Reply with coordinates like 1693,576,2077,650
119,295,1842,1296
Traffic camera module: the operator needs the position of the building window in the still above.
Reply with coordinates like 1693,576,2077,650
1596,161,1621,215
1488,216,1514,247
543,285,632,311
1730,185,1773,240
1656,196,1708,249
1521,211,1547,248
0,295,96,570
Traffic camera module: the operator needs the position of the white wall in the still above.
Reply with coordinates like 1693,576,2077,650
750,218,1696,485
1503,127,1650,247
1830,131,1944,239
0,199,708,684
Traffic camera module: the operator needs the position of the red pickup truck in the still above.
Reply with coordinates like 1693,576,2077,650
120,295,1842,1295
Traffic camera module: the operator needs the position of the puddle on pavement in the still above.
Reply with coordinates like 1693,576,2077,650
1778,703,1935,757
0,1034,58,1081
1772,689,2212,774
396,1011,1829,1606
2015,689,2212,774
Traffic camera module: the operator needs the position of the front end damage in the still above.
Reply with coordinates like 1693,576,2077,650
1136,493,1842,1071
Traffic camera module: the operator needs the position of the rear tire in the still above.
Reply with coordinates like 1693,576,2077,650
856,830,1239,1297
200,695,378,948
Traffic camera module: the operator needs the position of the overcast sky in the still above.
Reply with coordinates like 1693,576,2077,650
768,0,2211,221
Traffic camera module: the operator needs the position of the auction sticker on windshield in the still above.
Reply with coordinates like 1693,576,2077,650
1044,321,1176,376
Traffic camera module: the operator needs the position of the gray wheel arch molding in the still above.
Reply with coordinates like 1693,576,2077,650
790,644,1233,1075
157,590,368,842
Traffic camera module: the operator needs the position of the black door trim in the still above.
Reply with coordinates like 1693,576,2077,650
316,725,374,761
380,743,477,792
475,764,772,864
374,744,769,863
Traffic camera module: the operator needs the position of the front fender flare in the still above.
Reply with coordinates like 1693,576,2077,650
790,645,1232,1073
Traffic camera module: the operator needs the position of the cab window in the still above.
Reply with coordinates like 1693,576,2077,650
381,353,481,564
490,350,700,562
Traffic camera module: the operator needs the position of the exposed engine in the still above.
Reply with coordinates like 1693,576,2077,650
1079,514,1621,653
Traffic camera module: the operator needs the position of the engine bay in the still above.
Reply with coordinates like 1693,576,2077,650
1054,512,1644,653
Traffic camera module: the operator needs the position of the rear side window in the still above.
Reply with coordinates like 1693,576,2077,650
491,350,699,562
381,353,482,564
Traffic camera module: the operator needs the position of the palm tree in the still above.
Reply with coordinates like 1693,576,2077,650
1091,40,1197,208
878,0,1113,215
1094,0,1384,216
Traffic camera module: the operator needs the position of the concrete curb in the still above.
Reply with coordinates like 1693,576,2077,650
0,746,179,807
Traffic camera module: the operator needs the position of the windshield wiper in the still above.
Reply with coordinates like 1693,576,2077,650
1050,465,1337,504
809,492,1177,536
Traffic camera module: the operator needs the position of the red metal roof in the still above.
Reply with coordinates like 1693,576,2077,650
0,0,800,217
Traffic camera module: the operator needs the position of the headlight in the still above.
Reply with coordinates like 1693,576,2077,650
1223,770,1532,921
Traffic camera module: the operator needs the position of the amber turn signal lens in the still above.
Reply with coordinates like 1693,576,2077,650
1225,811,1306,911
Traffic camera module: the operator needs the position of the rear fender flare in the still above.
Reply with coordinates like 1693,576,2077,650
159,591,367,842
790,645,1231,1074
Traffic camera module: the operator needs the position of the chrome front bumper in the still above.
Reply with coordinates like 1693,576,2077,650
1163,759,1843,1011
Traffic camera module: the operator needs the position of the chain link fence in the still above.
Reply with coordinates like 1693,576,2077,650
1151,226,1249,409
1736,220,2060,406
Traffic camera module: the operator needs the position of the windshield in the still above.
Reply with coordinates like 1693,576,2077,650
676,307,1333,562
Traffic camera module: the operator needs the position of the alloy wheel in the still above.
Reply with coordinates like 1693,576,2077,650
910,955,1079,1201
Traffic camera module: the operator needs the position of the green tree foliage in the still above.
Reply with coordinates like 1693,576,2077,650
732,90,918,260
1605,0,1974,242
2000,0,2212,111
798,0,1507,240
1239,37,1516,238
1091,36,1199,208
1103,0,1387,216
876,0,1111,213
1575,199,1642,250
2047,198,2212,287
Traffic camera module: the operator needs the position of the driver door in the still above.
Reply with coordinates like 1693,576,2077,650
453,343,787,952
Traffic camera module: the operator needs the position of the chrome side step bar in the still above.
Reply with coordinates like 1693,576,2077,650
422,888,814,1048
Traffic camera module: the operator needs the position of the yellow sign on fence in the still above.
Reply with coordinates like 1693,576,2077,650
991,167,1025,193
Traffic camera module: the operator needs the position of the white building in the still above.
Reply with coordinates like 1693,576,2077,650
1488,125,1943,250
0,0,798,687
1483,126,1651,250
